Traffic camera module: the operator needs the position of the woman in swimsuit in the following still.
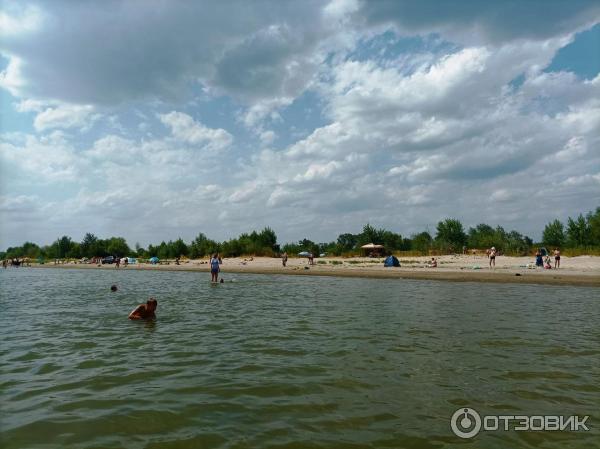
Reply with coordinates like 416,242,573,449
489,247,496,269
554,248,561,269
210,253,221,283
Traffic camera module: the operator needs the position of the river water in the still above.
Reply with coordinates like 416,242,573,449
0,268,598,448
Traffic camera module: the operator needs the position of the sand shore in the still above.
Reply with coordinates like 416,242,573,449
32,255,600,287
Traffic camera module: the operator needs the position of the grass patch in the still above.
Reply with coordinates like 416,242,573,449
329,260,343,265
562,248,600,257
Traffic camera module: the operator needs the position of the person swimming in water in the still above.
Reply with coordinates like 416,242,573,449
128,298,157,320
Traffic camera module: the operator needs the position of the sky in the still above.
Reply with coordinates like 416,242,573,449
1,0,599,249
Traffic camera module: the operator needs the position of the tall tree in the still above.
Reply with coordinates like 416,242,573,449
587,207,600,246
542,219,565,247
106,237,131,257
337,233,357,251
435,219,466,251
411,232,432,254
80,233,99,258
566,214,590,247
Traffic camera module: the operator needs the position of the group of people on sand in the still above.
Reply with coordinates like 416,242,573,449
536,248,561,269
2,258,27,268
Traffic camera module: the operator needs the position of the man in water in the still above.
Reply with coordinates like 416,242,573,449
210,253,221,282
128,298,157,320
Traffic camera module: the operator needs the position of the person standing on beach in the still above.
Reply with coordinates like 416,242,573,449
489,247,497,269
554,248,561,269
282,252,288,267
535,249,543,267
210,253,221,282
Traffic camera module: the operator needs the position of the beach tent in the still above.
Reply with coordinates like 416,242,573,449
149,256,159,264
127,257,137,264
384,255,400,267
361,243,385,256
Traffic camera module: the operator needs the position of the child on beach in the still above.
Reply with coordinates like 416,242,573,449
128,298,157,320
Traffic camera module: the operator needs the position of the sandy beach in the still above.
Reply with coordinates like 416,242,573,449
33,255,600,287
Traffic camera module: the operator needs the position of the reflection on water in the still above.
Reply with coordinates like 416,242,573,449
0,268,598,449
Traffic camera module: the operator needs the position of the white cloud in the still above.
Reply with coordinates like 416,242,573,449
33,103,98,132
0,3,43,36
159,111,233,150
0,56,25,97
357,0,600,44
259,130,276,146
0,131,81,180
1,3,599,248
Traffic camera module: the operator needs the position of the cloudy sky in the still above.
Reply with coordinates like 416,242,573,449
1,0,599,249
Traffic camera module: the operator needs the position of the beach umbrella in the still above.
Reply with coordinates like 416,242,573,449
360,242,385,256
298,251,312,257
149,256,159,264
360,243,384,249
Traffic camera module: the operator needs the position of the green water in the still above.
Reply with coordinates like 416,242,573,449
0,268,598,448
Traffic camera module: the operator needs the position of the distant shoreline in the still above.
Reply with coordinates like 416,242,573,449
27,255,600,287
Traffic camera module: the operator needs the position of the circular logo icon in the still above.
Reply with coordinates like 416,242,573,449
451,407,482,439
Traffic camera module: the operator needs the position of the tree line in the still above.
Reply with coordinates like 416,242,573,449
2,207,598,260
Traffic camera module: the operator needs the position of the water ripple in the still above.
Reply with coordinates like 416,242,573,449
1,268,598,448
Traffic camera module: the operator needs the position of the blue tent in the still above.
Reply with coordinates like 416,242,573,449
149,256,159,264
384,255,400,267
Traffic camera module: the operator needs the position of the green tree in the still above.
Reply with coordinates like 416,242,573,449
566,214,590,247
357,224,384,246
380,230,403,250
189,233,217,258
337,233,357,251
80,233,99,258
411,232,432,254
171,238,189,257
257,227,277,248
435,219,466,251
587,207,600,246
134,242,147,257
467,223,496,248
542,219,565,247
106,237,131,257
50,236,74,258
504,230,532,256
157,241,169,259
